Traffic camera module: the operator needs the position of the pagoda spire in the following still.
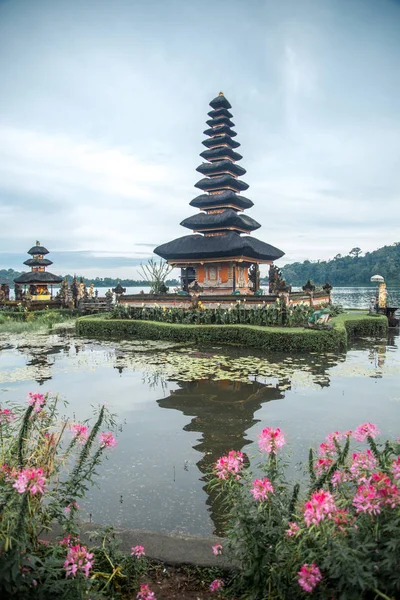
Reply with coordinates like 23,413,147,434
182,92,259,235
154,93,284,294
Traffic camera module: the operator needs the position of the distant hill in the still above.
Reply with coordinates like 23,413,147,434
281,242,400,286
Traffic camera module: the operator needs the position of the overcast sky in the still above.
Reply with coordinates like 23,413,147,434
0,0,399,279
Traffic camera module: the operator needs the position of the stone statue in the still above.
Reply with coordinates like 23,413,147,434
78,278,87,301
105,289,113,311
59,278,70,307
302,279,316,293
269,264,290,294
71,276,79,308
189,281,203,293
15,284,23,301
369,296,376,314
249,264,260,293
322,281,333,295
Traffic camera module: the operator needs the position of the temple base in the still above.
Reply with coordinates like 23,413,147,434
178,260,266,295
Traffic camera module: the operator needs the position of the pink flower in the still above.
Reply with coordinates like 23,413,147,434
326,430,351,444
331,470,349,487
0,408,15,423
318,441,336,456
314,457,334,477
332,508,353,533
13,467,46,495
326,431,341,444
285,522,300,537
137,584,156,600
64,501,80,516
64,544,94,578
353,484,382,515
99,432,117,448
350,450,377,483
70,424,89,444
59,534,79,547
258,427,285,454
212,543,223,556
250,477,274,501
297,563,322,593
391,457,400,480
131,545,145,558
371,471,400,508
210,579,224,592
353,423,380,442
303,489,337,527
27,392,46,413
215,450,244,480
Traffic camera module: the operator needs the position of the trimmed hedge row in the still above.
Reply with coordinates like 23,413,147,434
331,313,388,343
75,313,388,352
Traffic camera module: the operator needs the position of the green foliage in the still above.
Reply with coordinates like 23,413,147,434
210,430,400,599
282,241,400,285
0,309,76,333
0,394,147,599
76,313,387,352
109,304,131,320
108,300,314,328
326,304,344,317
332,313,388,339
138,258,173,294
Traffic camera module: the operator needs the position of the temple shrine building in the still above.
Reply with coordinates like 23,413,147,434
155,93,284,295
14,241,62,300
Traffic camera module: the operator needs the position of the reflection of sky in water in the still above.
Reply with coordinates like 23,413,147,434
0,310,399,536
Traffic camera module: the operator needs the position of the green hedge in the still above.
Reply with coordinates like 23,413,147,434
75,313,388,352
74,315,374,352
331,313,388,340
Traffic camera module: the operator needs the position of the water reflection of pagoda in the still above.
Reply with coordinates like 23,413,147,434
155,93,284,294
157,379,284,531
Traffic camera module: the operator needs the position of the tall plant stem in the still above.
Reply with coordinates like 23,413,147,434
373,589,394,600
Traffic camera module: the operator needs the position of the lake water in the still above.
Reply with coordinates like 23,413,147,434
0,287,399,535
105,285,400,310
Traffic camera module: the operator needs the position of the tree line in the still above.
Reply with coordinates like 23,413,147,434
0,269,178,288
281,242,400,286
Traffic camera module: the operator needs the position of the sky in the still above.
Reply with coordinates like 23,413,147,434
0,0,399,279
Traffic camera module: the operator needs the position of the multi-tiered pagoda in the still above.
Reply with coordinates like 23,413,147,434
14,241,62,300
154,93,284,294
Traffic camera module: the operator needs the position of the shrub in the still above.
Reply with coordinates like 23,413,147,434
210,424,400,599
76,314,387,352
78,318,344,352
0,393,148,599
108,300,315,328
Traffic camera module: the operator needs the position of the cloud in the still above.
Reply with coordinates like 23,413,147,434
0,0,399,277
0,124,190,258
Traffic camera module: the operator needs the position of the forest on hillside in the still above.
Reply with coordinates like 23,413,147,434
281,242,400,286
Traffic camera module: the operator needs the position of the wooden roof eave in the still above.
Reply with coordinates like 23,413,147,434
167,256,273,266
193,226,253,234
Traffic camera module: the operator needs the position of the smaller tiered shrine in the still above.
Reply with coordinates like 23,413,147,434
14,241,62,300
